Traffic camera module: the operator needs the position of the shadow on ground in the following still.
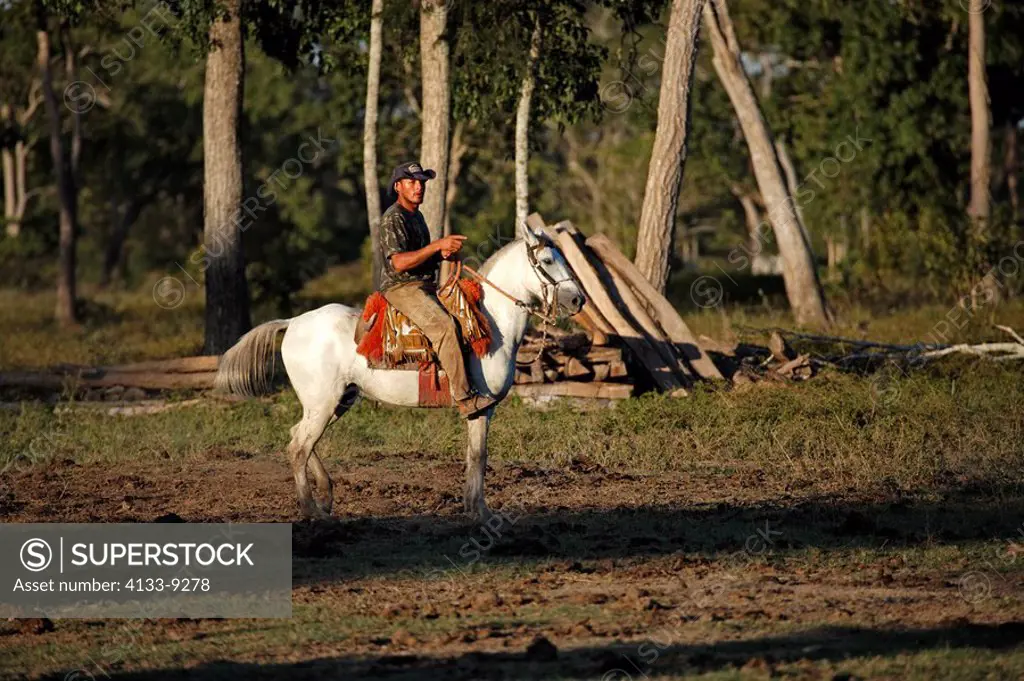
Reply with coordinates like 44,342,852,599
278,483,1024,585
42,622,1024,680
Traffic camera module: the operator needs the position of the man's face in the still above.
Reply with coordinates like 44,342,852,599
395,178,425,206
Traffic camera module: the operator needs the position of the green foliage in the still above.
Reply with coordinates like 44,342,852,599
2,0,1024,317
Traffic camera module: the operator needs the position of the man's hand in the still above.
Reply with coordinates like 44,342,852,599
436,234,467,259
390,234,467,273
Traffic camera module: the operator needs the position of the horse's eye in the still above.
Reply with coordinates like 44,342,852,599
542,258,554,265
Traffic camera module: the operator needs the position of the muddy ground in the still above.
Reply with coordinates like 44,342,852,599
2,450,1023,679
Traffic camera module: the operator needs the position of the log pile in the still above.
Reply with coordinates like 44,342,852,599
511,327,634,401
0,356,220,395
509,214,723,400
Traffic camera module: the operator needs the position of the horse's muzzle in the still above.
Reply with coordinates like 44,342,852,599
558,288,585,315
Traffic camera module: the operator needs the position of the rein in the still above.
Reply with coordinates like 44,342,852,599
458,239,577,365
460,262,559,326
460,248,566,366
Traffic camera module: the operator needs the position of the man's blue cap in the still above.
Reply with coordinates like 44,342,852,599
389,161,436,192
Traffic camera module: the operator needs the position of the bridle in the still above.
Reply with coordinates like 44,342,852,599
461,240,576,326
526,240,577,320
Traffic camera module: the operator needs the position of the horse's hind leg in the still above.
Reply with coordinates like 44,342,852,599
287,404,334,519
306,384,359,515
307,453,333,516
464,411,493,522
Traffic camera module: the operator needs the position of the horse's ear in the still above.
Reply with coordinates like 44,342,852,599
523,226,541,246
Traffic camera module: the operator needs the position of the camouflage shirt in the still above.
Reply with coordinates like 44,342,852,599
379,202,439,290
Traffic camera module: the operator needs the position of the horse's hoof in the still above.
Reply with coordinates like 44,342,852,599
297,499,321,520
313,499,333,519
471,505,493,525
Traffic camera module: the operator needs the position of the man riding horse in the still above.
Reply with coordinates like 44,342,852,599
379,161,499,419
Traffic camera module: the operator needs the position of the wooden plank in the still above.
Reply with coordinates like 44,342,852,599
530,213,617,338
574,301,615,337
599,257,695,386
512,381,634,400
102,356,221,373
547,220,685,393
0,371,218,391
525,212,547,232
583,346,624,363
607,360,629,378
563,357,592,379
587,233,724,381
572,310,610,345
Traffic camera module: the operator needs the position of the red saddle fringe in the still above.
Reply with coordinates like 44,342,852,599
356,279,490,364
355,292,389,364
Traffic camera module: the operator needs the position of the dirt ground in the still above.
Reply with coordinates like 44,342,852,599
2,451,1024,680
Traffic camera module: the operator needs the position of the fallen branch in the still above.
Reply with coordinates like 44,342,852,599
919,342,1024,362
512,381,634,400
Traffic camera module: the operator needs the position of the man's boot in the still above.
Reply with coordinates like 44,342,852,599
456,392,498,419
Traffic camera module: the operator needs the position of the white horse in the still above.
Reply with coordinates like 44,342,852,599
214,227,584,521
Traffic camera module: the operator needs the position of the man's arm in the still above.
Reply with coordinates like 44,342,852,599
390,235,466,272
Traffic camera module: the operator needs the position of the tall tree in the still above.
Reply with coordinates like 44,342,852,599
61,24,81,182
514,15,542,237
36,8,78,326
202,0,250,353
967,4,990,227
702,0,830,326
363,0,384,287
1,1,40,240
1,85,40,239
633,0,706,293
419,0,450,239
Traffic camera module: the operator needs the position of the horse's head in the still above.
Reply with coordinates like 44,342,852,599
522,227,585,316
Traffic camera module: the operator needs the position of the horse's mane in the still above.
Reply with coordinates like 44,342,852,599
478,237,524,278
478,232,555,278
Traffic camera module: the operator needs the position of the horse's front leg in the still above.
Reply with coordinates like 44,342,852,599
464,410,493,522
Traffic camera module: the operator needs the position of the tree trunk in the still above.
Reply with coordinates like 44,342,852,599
514,18,542,238
364,0,384,289
634,0,705,294
419,0,451,240
443,119,468,237
61,24,81,180
564,128,604,234
2,138,14,236
1004,120,1018,223
967,8,990,227
703,0,830,327
731,186,762,255
757,52,773,99
202,0,250,354
2,82,41,238
37,18,79,326
859,206,871,252
13,140,29,236
101,198,143,287
774,139,809,242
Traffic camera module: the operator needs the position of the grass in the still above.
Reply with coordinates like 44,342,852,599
3,283,1024,499
4,358,1023,495
3,283,1024,680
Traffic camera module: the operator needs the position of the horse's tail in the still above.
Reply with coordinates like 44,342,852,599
214,319,291,397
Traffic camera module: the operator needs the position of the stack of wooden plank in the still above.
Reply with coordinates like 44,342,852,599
510,213,724,399
511,326,634,400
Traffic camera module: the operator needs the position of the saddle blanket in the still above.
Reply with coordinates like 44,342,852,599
355,268,491,374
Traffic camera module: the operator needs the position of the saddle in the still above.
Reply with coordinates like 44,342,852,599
354,263,491,371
